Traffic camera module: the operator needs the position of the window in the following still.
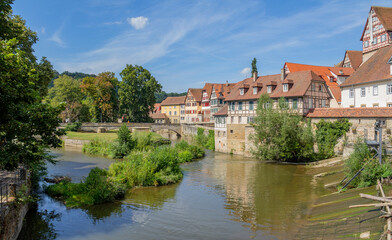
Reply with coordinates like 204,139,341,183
388,84,392,95
267,86,272,93
240,88,244,95
249,101,254,110
361,104,366,107
292,98,298,109
373,37,378,45
388,103,392,107
174,111,177,115
373,86,378,96
247,117,254,124
321,99,326,107
230,102,235,111
219,99,223,104
283,84,288,92
381,34,387,42
238,101,243,110
364,41,369,47
231,116,234,123
169,111,172,116
349,88,354,98
319,85,322,92
253,87,257,94
309,98,313,109
238,116,242,124
361,87,366,97
373,103,379,107
311,83,315,91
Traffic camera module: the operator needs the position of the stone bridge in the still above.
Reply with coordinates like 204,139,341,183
150,123,182,136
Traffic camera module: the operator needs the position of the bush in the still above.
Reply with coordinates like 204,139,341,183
64,122,82,132
344,139,392,188
108,147,183,188
175,140,205,159
178,150,193,163
108,124,134,158
45,168,125,207
251,95,315,162
83,138,111,156
315,119,351,159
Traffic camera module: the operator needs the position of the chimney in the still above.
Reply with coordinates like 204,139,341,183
226,80,229,86
280,68,286,81
252,71,258,82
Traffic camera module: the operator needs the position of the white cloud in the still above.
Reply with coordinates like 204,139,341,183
240,67,251,76
48,27,66,48
127,16,148,30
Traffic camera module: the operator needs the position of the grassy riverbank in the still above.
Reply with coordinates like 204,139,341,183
46,127,205,207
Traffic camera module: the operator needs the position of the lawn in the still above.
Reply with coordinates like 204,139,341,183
66,131,163,142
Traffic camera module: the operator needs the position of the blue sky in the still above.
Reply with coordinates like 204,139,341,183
12,0,392,92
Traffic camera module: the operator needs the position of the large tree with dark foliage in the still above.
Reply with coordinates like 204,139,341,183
119,65,162,122
0,1,63,171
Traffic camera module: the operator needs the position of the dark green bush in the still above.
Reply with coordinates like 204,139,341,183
45,168,125,207
315,119,351,159
175,140,205,159
178,150,193,163
65,122,82,132
83,138,111,156
344,139,392,188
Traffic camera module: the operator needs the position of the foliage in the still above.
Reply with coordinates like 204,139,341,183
194,128,215,151
82,138,111,157
0,38,64,171
108,124,134,159
175,140,205,159
108,147,183,188
315,119,351,159
118,65,162,122
64,122,82,132
344,139,392,188
251,95,315,162
46,75,84,123
155,91,187,103
60,71,96,80
81,72,119,122
178,150,193,163
251,57,257,74
45,168,125,207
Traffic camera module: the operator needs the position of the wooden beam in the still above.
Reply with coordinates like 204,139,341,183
359,193,392,203
349,203,392,208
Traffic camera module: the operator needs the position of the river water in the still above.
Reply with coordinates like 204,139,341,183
18,148,329,240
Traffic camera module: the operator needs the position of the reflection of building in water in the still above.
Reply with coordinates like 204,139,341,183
205,154,317,239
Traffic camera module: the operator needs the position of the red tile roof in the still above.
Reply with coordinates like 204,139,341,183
270,71,327,98
202,83,214,99
225,74,281,101
346,51,363,70
307,107,392,118
340,45,392,87
150,112,167,119
213,105,228,116
187,88,203,102
161,96,186,106
284,62,353,103
213,83,235,99
329,67,355,76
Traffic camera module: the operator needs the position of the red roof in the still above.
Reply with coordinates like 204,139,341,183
307,107,392,118
202,83,214,99
213,83,235,99
214,105,228,116
150,112,167,119
345,51,363,70
187,88,203,102
161,96,186,106
361,6,392,41
284,62,353,103
340,45,392,87
329,67,355,76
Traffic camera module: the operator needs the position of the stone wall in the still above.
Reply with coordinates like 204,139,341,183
76,123,153,132
215,128,228,153
226,124,247,155
181,123,214,137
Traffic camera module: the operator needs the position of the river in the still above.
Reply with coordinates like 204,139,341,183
17,148,330,240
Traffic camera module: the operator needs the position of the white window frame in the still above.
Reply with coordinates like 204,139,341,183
388,84,392,95
240,88,244,95
361,87,366,97
373,86,378,96
253,87,257,94
349,88,354,98
267,86,272,93
283,84,288,92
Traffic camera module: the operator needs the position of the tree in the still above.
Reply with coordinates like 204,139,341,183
250,95,314,162
251,58,257,74
119,65,162,122
81,72,119,122
0,39,64,171
46,75,83,122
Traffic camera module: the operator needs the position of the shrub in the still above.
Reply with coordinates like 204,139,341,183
315,119,351,159
175,140,205,159
64,122,82,132
108,124,134,158
45,168,125,207
83,138,111,156
178,150,193,163
251,95,315,162
344,139,392,188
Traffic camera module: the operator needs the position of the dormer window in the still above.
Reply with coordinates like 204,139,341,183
253,87,257,94
283,84,288,92
388,56,392,75
240,88,244,95
267,86,272,93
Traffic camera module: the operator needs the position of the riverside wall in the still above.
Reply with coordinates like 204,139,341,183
220,117,392,157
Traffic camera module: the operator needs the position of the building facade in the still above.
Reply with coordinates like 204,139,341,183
160,96,186,124
185,88,203,123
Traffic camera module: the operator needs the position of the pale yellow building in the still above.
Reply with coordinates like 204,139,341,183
160,96,186,123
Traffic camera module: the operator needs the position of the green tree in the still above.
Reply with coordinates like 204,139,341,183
0,39,64,171
251,95,314,162
119,65,162,122
46,75,83,122
81,72,119,122
251,58,257,74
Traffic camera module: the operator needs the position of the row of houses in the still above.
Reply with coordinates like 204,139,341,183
152,6,392,154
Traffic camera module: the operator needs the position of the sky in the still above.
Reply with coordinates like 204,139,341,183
12,0,392,92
